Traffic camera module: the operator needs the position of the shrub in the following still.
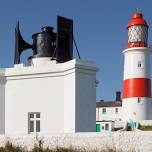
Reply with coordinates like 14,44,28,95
0,141,23,152
0,141,117,152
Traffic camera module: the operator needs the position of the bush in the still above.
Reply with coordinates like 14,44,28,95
0,141,117,152
0,141,23,152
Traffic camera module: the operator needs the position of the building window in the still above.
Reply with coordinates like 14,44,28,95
115,108,118,114
28,112,40,134
102,108,106,114
133,112,136,115
105,124,109,131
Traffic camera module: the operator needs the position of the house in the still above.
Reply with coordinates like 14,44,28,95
96,92,122,131
0,59,97,134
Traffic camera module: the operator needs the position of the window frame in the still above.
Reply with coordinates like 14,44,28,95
137,61,144,69
28,112,41,134
115,107,118,114
105,123,109,131
102,108,106,114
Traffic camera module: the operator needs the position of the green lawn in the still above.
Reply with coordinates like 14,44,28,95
138,125,152,131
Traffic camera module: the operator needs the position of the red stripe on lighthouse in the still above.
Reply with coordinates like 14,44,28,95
123,78,151,98
127,41,147,48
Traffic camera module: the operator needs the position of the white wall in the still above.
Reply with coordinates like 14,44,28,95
123,47,151,79
122,97,152,121
64,71,76,132
96,106,122,121
75,69,96,132
0,59,97,134
5,75,64,134
0,132,151,151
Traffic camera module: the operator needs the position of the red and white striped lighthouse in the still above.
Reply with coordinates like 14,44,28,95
122,12,152,121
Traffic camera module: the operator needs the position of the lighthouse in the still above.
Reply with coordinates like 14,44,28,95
122,12,152,122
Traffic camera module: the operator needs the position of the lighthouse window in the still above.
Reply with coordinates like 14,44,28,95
138,63,141,67
137,98,141,104
137,61,144,68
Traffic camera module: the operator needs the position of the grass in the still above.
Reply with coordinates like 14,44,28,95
0,141,117,152
138,125,152,131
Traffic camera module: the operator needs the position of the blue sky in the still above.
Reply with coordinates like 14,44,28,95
0,0,152,100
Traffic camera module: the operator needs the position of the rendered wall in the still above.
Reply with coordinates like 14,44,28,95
0,59,97,134
5,73,64,134
0,132,151,151
63,60,97,132
75,68,96,131
122,97,152,121
123,48,151,80
96,106,122,121
63,71,76,132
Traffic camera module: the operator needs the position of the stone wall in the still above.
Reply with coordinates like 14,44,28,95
0,132,152,152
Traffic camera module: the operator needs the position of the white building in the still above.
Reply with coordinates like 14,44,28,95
96,92,123,132
0,59,97,134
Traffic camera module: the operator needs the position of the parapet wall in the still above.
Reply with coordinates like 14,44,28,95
0,132,152,151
